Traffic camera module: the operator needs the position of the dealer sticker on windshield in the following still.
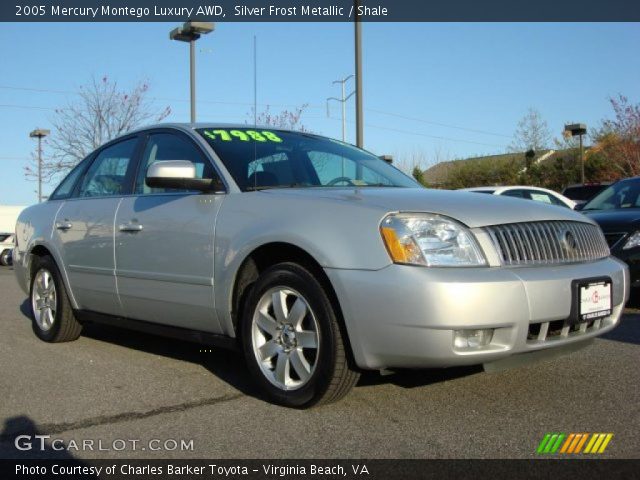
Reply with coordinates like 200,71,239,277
578,280,612,321
202,129,283,143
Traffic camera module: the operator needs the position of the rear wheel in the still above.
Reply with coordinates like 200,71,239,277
241,262,359,407
30,255,82,342
0,250,9,266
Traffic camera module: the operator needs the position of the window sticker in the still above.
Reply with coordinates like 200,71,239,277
202,129,283,143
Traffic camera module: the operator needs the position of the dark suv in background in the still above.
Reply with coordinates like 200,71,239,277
563,182,612,207
581,178,640,295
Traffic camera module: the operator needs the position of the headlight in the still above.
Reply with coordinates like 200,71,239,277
623,231,640,250
380,213,487,267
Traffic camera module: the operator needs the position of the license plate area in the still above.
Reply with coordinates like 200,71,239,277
568,277,612,325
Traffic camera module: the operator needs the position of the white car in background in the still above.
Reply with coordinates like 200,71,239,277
461,186,577,209
0,233,15,266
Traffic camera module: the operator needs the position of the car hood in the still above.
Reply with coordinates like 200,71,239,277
582,208,640,232
260,187,590,228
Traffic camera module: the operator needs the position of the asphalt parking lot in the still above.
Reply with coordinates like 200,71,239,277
0,265,638,459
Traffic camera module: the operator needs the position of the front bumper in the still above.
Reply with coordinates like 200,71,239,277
325,256,629,370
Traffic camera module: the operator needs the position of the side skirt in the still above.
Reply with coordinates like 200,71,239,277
75,310,240,352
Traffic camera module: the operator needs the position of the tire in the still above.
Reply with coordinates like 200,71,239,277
241,262,360,408
30,255,82,343
0,250,9,266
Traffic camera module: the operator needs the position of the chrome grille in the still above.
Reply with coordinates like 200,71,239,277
485,221,609,266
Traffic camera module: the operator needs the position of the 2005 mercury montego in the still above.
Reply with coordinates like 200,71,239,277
14,124,629,407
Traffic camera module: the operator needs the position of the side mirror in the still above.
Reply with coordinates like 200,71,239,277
145,160,224,192
573,203,584,211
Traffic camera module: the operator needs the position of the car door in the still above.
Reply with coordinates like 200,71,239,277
114,130,225,333
53,136,140,315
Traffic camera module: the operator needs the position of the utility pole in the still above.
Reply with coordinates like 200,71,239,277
326,74,355,142
29,129,50,203
354,0,364,148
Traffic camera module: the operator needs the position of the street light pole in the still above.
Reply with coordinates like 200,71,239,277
170,21,215,123
29,129,50,203
579,133,584,184
354,1,364,148
326,74,355,142
190,38,196,123
564,123,588,184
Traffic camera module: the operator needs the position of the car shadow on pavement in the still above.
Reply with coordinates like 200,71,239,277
0,415,86,461
17,300,486,399
600,314,640,346
357,365,483,389
83,322,262,398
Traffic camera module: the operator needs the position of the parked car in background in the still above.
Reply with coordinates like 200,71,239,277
563,182,612,207
13,123,628,407
461,186,576,209
0,233,15,266
581,177,640,293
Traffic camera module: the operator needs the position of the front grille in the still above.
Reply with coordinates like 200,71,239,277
527,318,605,343
485,221,609,266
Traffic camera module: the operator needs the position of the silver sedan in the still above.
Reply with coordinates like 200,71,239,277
13,124,628,407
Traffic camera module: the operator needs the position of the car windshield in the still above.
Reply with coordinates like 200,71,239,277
196,128,418,191
583,179,640,211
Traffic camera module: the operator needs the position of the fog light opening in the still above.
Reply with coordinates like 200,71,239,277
454,329,494,349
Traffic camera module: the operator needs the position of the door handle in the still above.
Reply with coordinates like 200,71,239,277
118,223,143,233
55,220,72,231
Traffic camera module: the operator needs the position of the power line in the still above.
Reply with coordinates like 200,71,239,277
325,115,507,148
366,108,512,139
0,104,55,111
0,102,507,148
0,84,513,139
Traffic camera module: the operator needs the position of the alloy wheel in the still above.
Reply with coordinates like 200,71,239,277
251,287,320,391
32,268,57,331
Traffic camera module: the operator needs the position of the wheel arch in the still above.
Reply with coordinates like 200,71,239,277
229,242,357,367
27,243,79,309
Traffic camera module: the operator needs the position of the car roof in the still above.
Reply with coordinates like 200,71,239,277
126,122,302,136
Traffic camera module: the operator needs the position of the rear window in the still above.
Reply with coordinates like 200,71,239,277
562,185,608,202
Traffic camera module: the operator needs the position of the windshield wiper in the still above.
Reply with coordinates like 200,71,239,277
245,183,310,191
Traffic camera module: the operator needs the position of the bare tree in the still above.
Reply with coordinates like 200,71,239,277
37,76,170,178
247,104,310,132
510,108,552,153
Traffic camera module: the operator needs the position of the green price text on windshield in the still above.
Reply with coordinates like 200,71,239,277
203,129,283,143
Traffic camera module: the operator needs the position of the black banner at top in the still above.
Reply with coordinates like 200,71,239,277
3,0,640,22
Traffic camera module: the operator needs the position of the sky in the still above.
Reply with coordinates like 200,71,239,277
0,22,638,205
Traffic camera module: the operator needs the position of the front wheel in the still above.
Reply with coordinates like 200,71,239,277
241,262,359,408
0,249,10,266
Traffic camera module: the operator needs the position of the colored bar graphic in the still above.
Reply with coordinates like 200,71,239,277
574,433,589,453
537,433,552,454
560,434,575,453
597,434,613,454
537,433,613,454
